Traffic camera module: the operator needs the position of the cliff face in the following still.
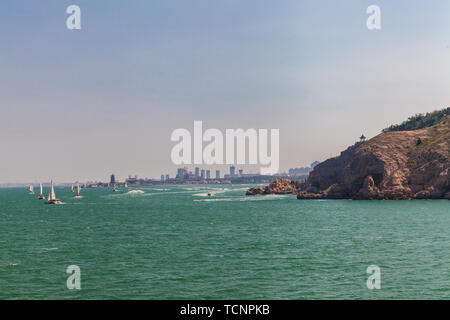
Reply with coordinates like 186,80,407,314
298,120,450,200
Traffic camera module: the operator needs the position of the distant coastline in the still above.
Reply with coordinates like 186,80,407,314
0,175,308,189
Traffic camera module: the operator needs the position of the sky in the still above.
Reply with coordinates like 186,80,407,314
1,0,450,183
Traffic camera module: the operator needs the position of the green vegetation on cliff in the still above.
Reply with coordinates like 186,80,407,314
383,107,449,132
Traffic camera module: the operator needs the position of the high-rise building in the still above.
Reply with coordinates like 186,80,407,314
230,166,236,176
238,169,243,176
195,167,200,178
215,170,220,179
161,175,165,181
165,174,169,181
200,169,205,179
177,168,189,179
206,170,211,179
110,174,116,184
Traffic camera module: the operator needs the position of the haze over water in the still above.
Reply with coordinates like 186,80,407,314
2,1,450,182
1,186,449,299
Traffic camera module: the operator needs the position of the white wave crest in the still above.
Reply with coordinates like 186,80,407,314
127,190,145,195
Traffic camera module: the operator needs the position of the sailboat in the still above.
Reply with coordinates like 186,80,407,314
112,184,118,192
45,181,62,205
28,184,35,195
70,184,74,193
37,183,45,200
125,181,131,191
74,184,83,199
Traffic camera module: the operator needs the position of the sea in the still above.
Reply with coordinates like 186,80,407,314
1,185,449,299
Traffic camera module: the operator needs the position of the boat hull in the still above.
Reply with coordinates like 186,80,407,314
45,200,63,205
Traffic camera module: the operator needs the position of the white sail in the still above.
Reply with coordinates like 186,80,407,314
48,181,56,201
40,183,43,195
47,182,52,201
77,184,81,194
125,182,128,188
71,184,74,192
51,183,56,200
29,185,34,192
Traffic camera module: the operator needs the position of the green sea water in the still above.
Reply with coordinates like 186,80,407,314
0,185,449,299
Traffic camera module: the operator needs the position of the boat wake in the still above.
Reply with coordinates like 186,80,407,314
194,194,290,202
126,190,145,195
192,188,233,197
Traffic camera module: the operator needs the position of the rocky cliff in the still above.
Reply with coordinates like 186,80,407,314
247,118,450,200
297,119,450,200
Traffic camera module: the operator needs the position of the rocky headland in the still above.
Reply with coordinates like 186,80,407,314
248,110,450,200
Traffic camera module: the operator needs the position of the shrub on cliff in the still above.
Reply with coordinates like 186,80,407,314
383,107,449,132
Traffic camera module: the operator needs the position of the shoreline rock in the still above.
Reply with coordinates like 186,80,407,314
246,179,302,195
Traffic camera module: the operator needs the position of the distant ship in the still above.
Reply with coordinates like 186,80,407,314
28,184,35,195
37,183,45,200
74,184,83,199
45,181,62,205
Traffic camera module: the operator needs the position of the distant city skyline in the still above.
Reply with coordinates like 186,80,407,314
1,1,450,183
0,164,299,187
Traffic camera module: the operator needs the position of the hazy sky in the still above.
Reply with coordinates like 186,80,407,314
1,0,450,183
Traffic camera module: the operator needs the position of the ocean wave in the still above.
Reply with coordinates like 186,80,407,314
183,186,229,191
144,191,192,196
223,187,250,192
182,187,209,191
193,198,234,202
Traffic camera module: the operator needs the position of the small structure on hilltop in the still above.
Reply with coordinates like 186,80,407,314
360,134,366,142
416,137,422,146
